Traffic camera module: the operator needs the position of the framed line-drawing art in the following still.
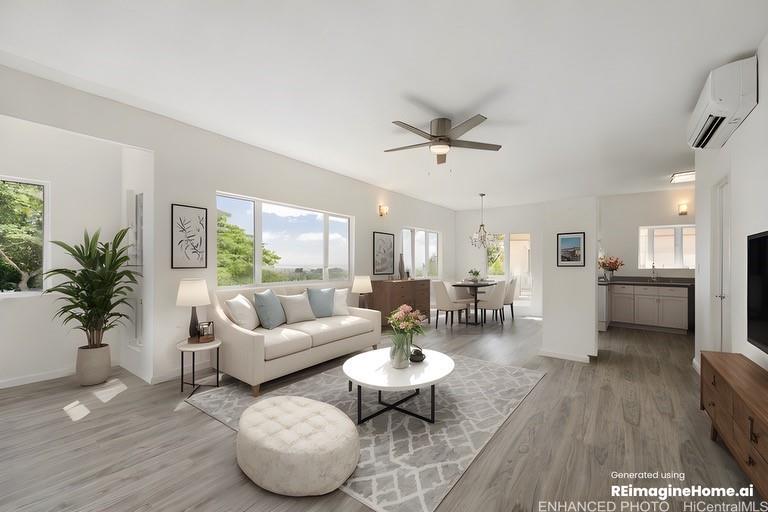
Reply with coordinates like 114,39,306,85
171,203,207,269
557,232,585,267
373,231,395,275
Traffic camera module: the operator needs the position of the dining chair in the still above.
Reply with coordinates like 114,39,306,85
478,281,506,324
434,281,470,327
503,277,517,321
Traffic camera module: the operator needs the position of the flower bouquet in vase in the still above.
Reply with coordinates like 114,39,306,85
598,256,624,281
387,304,426,369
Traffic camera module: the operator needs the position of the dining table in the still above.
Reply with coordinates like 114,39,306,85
452,281,497,325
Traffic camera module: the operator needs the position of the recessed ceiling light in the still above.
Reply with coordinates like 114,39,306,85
670,171,696,184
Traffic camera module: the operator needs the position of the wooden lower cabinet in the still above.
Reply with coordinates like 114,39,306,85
371,279,431,326
701,351,768,497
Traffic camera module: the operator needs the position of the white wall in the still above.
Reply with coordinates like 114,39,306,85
598,188,696,278
455,196,598,361
694,32,768,370
0,115,125,387
0,65,456,385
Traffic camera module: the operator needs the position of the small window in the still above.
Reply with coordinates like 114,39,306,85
0,177,46,293
638,225,696,269
486,235,505,276
402,227,439,278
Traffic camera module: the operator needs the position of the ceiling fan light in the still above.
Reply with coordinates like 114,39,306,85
429,143,451,155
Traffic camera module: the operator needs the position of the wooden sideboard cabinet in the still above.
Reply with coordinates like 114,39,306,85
701,351,768,497
371,279,431,326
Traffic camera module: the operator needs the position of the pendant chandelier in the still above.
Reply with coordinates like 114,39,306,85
470,193,501,249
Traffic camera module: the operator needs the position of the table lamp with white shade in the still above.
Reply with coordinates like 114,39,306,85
351,275,373,308
176,278,211,342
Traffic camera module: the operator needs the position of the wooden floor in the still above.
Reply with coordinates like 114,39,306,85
0,316,750,511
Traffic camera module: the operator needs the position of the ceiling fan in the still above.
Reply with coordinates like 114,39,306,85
385,115,501,165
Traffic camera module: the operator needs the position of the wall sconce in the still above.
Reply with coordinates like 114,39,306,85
378,204,389,217
678,203,689,216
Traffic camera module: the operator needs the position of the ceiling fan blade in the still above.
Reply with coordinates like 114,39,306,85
384,141,431,152
393,121,432,140
448,114,487,139
451,139,502,151
436,154,447,165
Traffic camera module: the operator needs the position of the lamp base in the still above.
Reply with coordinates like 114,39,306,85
189,306,200,343
358,293,370,309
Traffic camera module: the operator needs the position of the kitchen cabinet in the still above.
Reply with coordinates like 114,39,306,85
606,282,690,331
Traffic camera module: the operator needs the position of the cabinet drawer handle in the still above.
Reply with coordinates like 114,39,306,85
708,401,715,407
747,455,756,467
711,375,716,387
750,416,760,444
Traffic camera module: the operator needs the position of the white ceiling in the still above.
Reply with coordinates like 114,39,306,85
0,1,767,210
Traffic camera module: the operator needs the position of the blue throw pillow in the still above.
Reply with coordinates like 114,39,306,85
307,287,335,318
253,289,286,329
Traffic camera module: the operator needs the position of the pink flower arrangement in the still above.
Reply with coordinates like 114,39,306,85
598,256,624,272
387,303,426,336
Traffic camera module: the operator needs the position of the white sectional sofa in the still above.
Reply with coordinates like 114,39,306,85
211,285,381,394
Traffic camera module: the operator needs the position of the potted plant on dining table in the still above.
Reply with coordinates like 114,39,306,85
387,304,426,369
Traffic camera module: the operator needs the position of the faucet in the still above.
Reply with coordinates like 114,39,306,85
651,262,657,282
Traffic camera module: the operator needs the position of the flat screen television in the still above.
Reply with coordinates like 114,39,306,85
748,231,768,353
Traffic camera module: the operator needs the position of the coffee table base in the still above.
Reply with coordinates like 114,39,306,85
350,382,436,424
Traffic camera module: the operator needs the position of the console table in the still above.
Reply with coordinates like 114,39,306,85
701,351,768,497
371,279,431,325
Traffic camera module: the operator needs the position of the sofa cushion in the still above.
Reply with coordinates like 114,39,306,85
256,326,312,360
225,294,260,330
253,289,286,329
333,288,350,316
307,287,335,318
278,291,316,324
291,316,374,347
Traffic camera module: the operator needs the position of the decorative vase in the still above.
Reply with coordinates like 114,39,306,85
604,270,614,281
398,253,406,280
75,344,111,386
390,333,412,369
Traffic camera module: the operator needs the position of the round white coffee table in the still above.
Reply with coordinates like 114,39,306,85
342,348,454,424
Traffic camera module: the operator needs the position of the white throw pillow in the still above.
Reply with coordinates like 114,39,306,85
225,294,260,330
278,292,317,324
333,288,350,316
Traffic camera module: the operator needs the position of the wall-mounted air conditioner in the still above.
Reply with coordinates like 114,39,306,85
687,56,757,149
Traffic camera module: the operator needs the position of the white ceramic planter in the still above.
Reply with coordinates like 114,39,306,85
75,344,111,386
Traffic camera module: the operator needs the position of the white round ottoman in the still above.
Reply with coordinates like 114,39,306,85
236,396,359,496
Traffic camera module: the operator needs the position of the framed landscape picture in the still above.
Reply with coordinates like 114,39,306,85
171,203,207,268
557,232,585,267
373,231,395,275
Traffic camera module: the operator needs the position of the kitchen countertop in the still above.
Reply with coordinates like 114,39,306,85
598,277,695,288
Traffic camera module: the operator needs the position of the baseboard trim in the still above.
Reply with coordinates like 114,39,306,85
538,350,590,364
0,367,74,389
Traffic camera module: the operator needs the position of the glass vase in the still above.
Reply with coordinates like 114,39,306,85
390,332,412,369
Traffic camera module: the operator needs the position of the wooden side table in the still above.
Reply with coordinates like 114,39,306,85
176,339,221,397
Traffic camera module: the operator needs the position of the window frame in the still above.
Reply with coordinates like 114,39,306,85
216,192,354,287
638,224,696,270
0,174,51,298
402,227,440,279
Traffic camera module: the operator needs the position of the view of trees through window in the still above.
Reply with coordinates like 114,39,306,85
402,228,439,278
216,194,350,285
638,225,696,269
486,235,505,276
0,178,45,292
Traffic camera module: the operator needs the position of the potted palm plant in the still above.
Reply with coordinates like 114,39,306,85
45,228,139,386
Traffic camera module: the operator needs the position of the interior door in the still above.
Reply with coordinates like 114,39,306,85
714,178,731,351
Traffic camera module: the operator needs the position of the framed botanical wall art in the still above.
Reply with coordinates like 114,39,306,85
172,203,207,268
373,231,395,275
557,232,585,267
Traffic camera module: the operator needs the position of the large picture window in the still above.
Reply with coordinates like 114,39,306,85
216,194,351,286
638,225,695,269
402,227,439,278
0,177,46,293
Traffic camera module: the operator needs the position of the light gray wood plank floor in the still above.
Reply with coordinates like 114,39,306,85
0,316,749,511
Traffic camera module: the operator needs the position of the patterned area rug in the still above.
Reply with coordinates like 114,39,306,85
187,354,544,512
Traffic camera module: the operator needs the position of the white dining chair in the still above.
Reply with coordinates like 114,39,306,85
434,281,470,327
503,277,517,321
478,281,506,324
